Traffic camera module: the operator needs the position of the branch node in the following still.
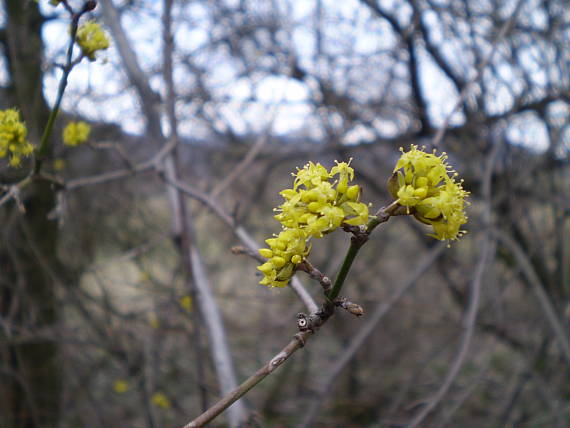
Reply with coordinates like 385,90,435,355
334,297,364,317
297,313,310,332
293,332,306,348
268,351,287,372
296,260,331,292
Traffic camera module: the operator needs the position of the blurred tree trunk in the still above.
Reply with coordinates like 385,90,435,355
0,1,60,427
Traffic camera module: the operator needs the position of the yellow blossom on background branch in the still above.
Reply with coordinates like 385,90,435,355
0,109,33,167
113,380,129,394
179,295,193,312
76,20,110,61
151,392,171,409
63,121,91,146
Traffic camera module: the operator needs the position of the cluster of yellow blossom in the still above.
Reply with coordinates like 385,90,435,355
0,109,33,167
390,145,469,241
113,380,129,394
63,121,91,146
258,161,369,287
151,392,171,409
76,20,110,61
257,228,310,288
179,295,193,312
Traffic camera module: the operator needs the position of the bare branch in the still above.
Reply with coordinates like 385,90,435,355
495,230,570,368
183,331,312,428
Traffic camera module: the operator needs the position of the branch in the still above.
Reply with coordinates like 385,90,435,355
101,0,248,423
182,204,402,426
35,1,94,172
65,137,177,189
209,111,276,199
100,0,162,138
162,175,319,313
494,230,570,368
183,331,312,428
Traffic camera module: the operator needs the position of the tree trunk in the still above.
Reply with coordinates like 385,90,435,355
0,1,60,427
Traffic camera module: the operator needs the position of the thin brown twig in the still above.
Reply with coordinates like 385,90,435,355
494,230,570,368
162,175,319,313
65,137,177,190
182,204,400,427
209,108,277,199
183,330,313,428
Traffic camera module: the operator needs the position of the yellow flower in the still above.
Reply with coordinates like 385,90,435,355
258,160,370,287
113,380,130,394
179,295,193,312
258,228,309,288
63,121,91,146
138,271,151,283
390,145,469,241
148,313,160,329
53,158,65,171
151,392,171,409
274,160,369,237
76,20,110,61
0,109,33,167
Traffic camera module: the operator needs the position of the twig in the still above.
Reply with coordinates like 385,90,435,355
326,201,400,302
35,1,95,172
183,330,313,428
494,230,570,368
297,260,332,293
182,206,398,427
65,137,177,190
163,175,319,313
209,111,276,199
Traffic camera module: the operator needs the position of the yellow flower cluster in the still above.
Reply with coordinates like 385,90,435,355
258,161,369,287
63,121,91,146
257,228,310,288
389,145,469,241
113,380,130,394
0,109,33,167
151,392,171,409
76,21,110,61
179,295,193,312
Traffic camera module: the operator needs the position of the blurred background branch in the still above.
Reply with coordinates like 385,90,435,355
0,0,568,426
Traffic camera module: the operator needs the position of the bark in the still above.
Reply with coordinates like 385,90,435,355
0,1,60,427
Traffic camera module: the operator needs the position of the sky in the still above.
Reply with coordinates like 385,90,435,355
1,0,561,153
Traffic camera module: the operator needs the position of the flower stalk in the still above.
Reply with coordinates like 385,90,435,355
36,1,106,173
